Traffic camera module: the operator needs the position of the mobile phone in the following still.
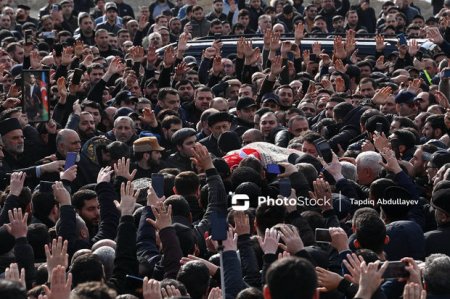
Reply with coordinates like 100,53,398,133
376,122,383,134
315,228,332,243
279,178,291,198
71,68,83,85
126,274,144,281
397,33,407,46
14,76,22,86
42,31,55,39
315,140,333,164
267,164,281,174
390,138,400,159
214,33,222,41
382,261,410,279
52,4,59,12
24,29,33,45
151,173,165,198
443,69,450,78
126,59,133,68
40,181,54,193
64,152,78,170
54,44,63,56
210,211,228,241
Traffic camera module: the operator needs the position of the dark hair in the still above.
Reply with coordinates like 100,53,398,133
425,114,446,132
72,189,97,210
236,287,264,299
164,195,191,218
0,280,27,299
27,223,51,262
160,115,182,128
157,87,179,102
255,203,286,234
355,214,386,254
333,102,353,122
177,261,210,299
32,191,57,223
392,129,416,149
392,116,417,130
71,281,116,299
266,257,317,299
70,254,105,288
174,171,200,196
231,166,262,189
160,279,188,296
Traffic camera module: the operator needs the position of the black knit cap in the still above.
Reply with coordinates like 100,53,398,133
207,112,232,127
0,118,21,136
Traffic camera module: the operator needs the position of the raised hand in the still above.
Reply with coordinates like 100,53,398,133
143,277,162,299
161,285,182,298
308,178,333,211
270,55,284,77
147,184,165,206
222,227,238,252
60,164,78,182
147,201,172,231
379,147,402,174
316,266,343,292
212,55,224,75
180,255,219,276
5,208,28,239
107,56,125,75
114,157,137,181
312,41,321,56
294,23,304,43
9,172,26,196
57,77,67,104
52,181,71,206
257,228,280,254
74,40,84,58
138,14,149,31
147,45,158,66
45,237,69,283
190,143,214,172
61,47,74,66
329,227,349,252
233,211,250,236
333,36,347,59
342,253,365,284
245,47,261,65
5,263,25,287
281,41,292,57
270,32,281,51
426,27,444,45
97,166,114,183
278,224,304,254
120,181,138,216
376,34,385,52
355,261,388,299
43,266,72,299
335,76,346,92
371,86,393,105
208,287,223,299
130,46,145,63
177,32,190,53
403,282,427,299
163,45,176,67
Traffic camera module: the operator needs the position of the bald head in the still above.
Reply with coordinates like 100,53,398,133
242,128,264,146
56,129,81,157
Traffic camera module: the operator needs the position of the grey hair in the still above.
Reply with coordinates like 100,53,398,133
93,246,116,281
114,116,135,130
341,161,357,182
424,254,450,295
356,151,382,177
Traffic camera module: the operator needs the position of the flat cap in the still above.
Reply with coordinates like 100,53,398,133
133,137,164,152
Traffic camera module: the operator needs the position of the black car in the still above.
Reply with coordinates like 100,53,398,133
156,34,430,63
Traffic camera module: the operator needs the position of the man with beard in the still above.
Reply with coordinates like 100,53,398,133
107,116,138,146
233,97,256,137
96,2,121,34
167,128,197,171
160,115,182,156
176,80,195,103
94,28,122,58
15,5,39,27
0,118,64,189
183,86,213,125
60,0,78,34
77,112,101,144
206,0,226,21
132,136,165,179
72,189,100,238
75,13,96,45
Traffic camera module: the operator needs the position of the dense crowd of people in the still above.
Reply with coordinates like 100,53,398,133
1,0,450,298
